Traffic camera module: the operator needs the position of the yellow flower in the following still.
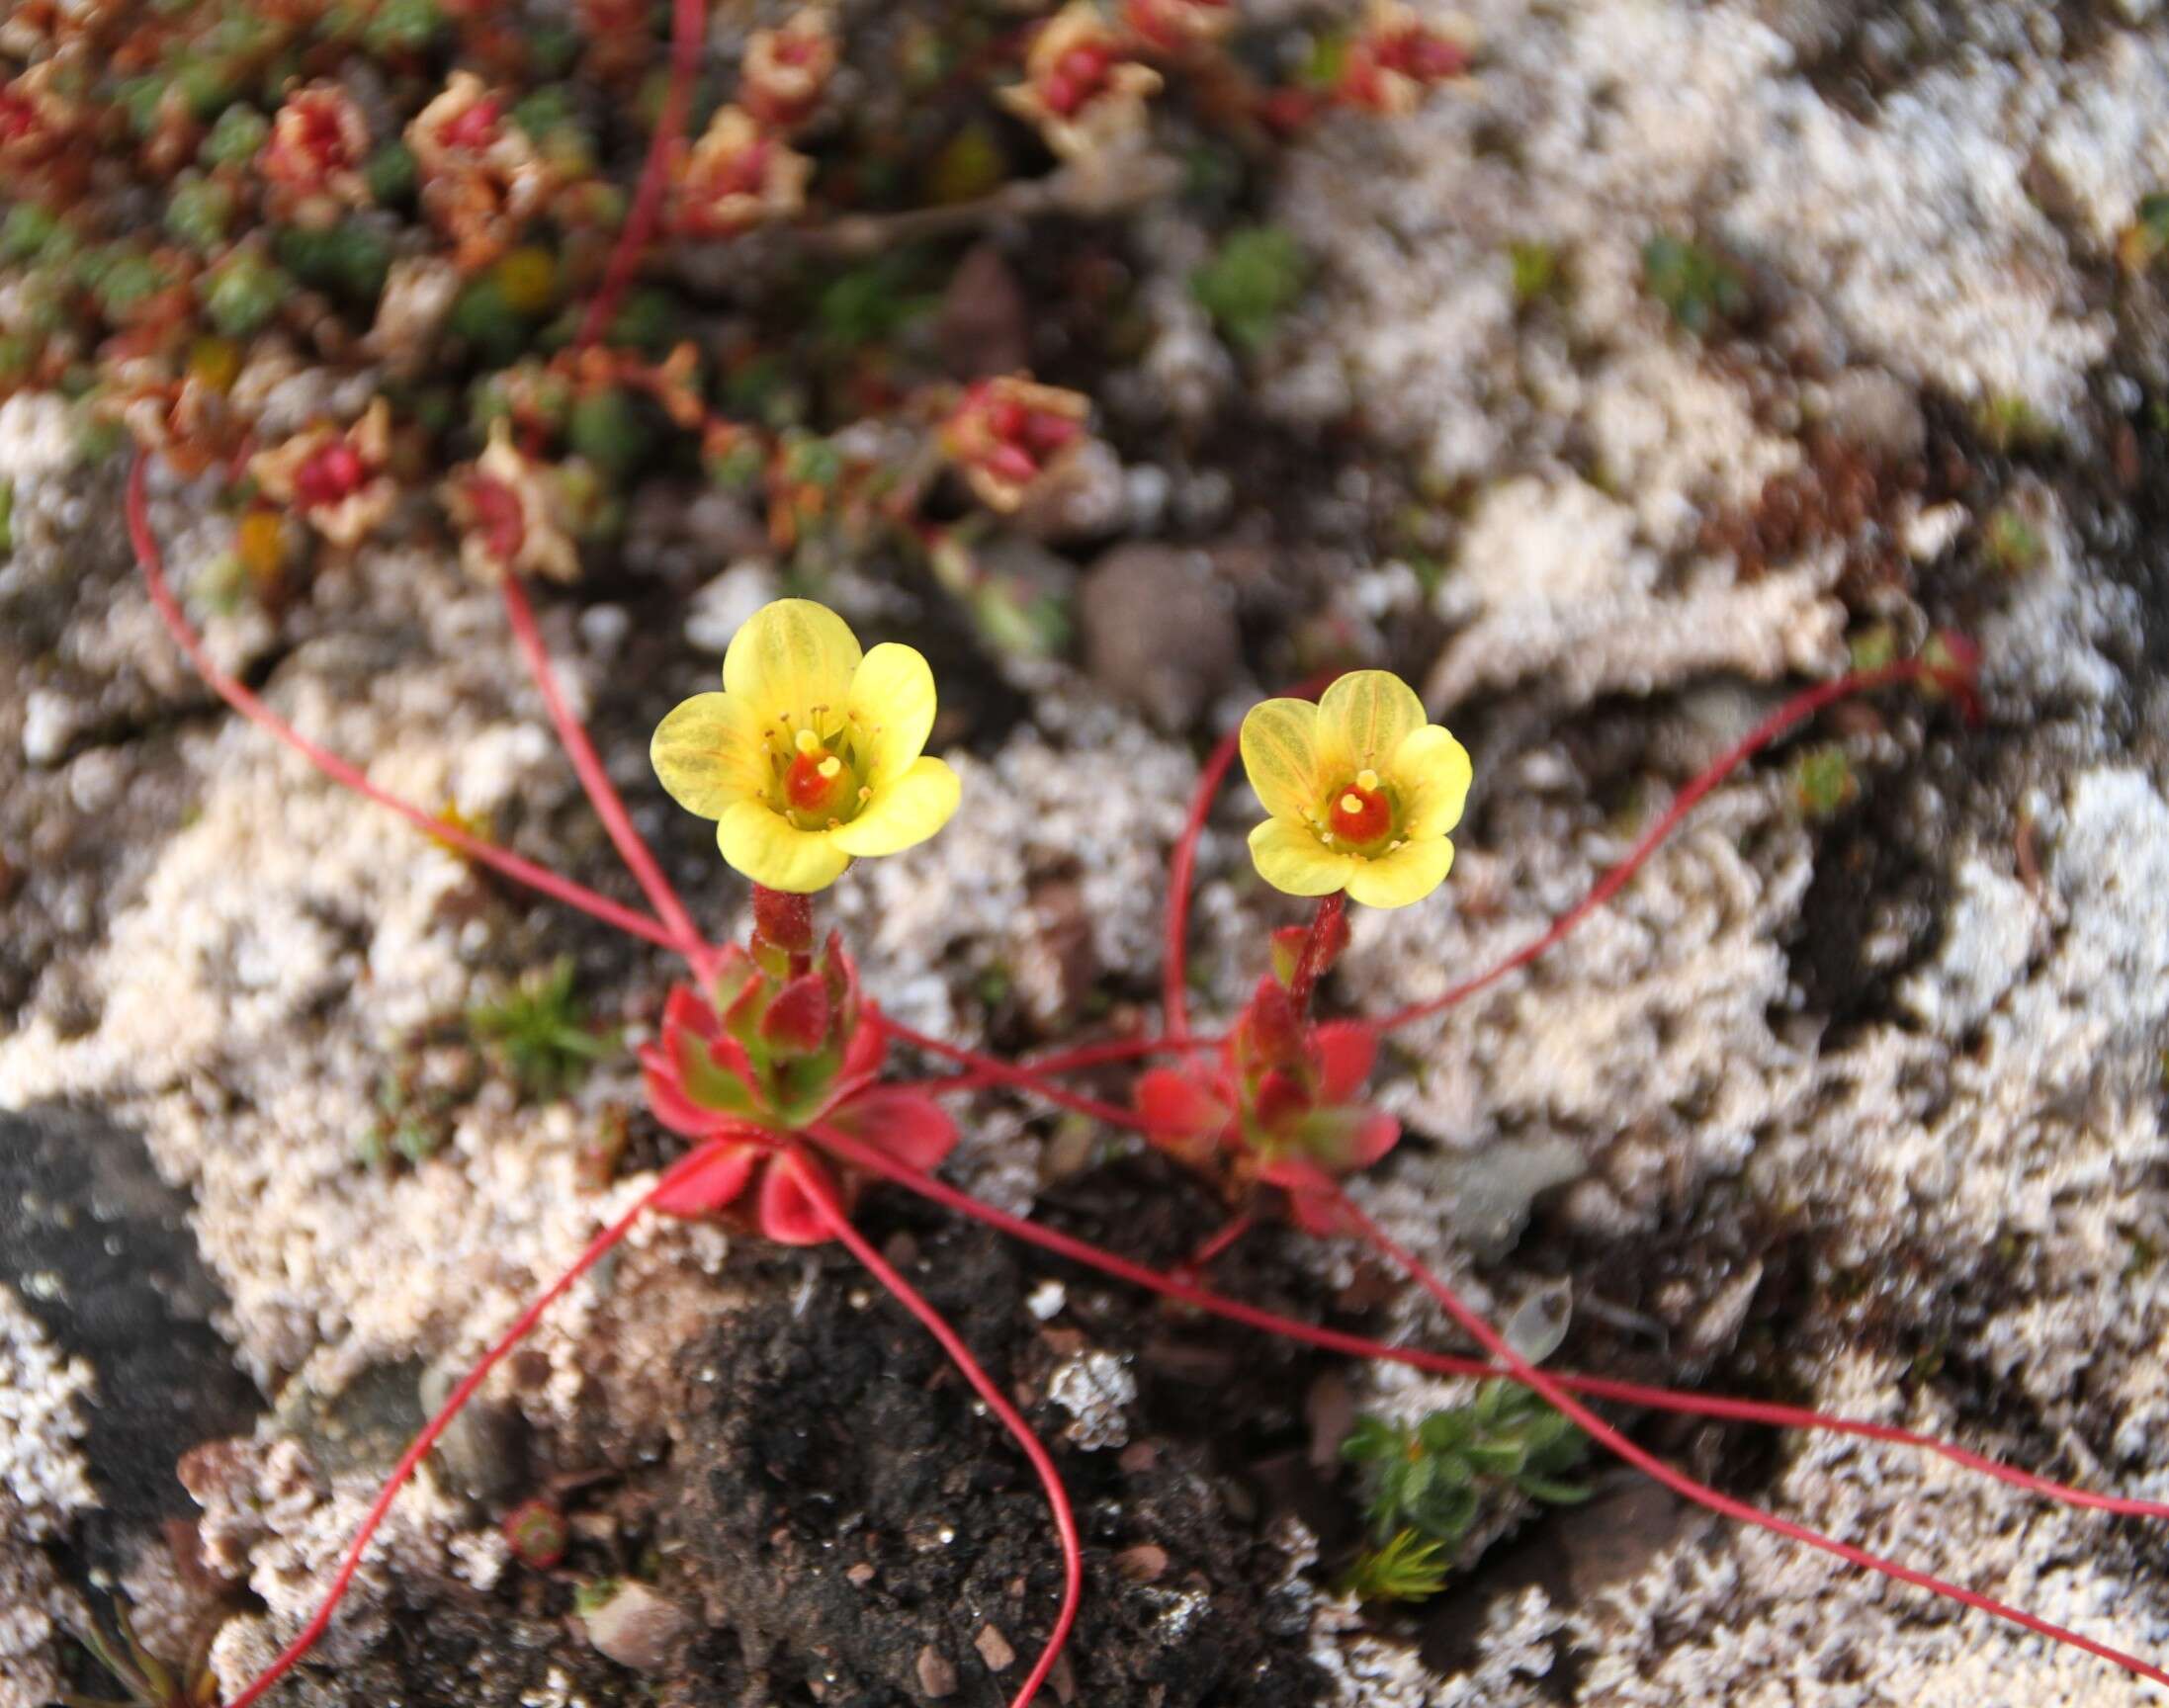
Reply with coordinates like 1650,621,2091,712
651,600,962,894
1240,671,1472,909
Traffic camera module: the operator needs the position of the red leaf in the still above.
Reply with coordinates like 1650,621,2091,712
642,1043,730,1139
762,971,831,1054
652,1138,760,1218
758,1153,839,1244
1258,1155,1347,1236
663,982,722,1049
827,1086,958,1173
1136,1068,1228,1140
1252,1068,1312,1136
1243,975,1304,1071
1313,1022,1378,1103
839,1001,886,1082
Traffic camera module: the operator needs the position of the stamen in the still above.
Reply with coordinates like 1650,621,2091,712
1356,768,1380,791
794,728,820,755
857,786,872,803
817,756,842,780
1340,792,1364,815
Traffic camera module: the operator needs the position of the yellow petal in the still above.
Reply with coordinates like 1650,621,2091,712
1344,836,1454,909
1239,699,1323,824
1248,817,1357,897
651,692,766,820
716,800,852,893
829,755,961,857
845,641,937,786
722,599,863,734
1317,670,1426,779
1391,724,1473,840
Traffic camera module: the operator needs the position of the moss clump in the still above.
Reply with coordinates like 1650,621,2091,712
1642,232,1749,334
1192,225,1309,354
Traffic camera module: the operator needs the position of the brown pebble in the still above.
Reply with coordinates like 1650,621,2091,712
1117,1442,1158,1475
975,1623,1017,1671
1049,1652,1078,1704
916,1645,959,1698
580,1581,688,1672
1115,1543,1170,1582
846,1562,876,1586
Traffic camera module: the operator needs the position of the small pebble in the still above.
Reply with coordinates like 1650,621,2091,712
581,1582,688,1673
975,1623,1016,1672
916,1645,959,1699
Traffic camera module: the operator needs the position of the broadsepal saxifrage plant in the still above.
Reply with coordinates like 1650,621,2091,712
72,0,2169,1690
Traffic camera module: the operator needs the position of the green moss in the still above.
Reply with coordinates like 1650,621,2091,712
568,388,655,479
1642,232,1749,334
364,141,419,207
447,276,534,367
1975,392,2053,455
1343,1530,1450,1604
363,0,443,50
165,173,237,252
201,104,270,170
0,205,60,264
467,959,616,1100
1192,224,1309,354
1343,1381,1591,1552
94,253,169,318
199,245,292,337
1789,742,1857,819
275,224,391,306
1509,239,1563,306
1981,506,2042,575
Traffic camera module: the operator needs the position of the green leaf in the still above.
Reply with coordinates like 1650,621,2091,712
1462,1439,1527,1477
1516,1475,1593,1506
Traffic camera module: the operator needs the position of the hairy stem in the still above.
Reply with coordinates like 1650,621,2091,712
805,1123,2169,1524
875,1014,1144,1130
1331,1189,2169,1689
500,573,715,976
574,0,708,349
787,1150,1083,1708
1369,659,1971,1034
1286,892,1345,1014
223,1169,690,1708
1163,725,1244,1041
129,455,686,955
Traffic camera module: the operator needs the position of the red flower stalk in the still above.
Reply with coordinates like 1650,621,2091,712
1136,947,1395,1235
641,909,956,1243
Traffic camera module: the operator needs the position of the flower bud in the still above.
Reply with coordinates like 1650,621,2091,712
753,886,815,955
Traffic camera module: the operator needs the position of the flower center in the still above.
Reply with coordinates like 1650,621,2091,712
1326,770,1393,848
465,475,525,561
0,94,38,142
777,726,865,827
295,442,368,509
442,98,502,152
289,100,354,171
1041,43,1116,116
